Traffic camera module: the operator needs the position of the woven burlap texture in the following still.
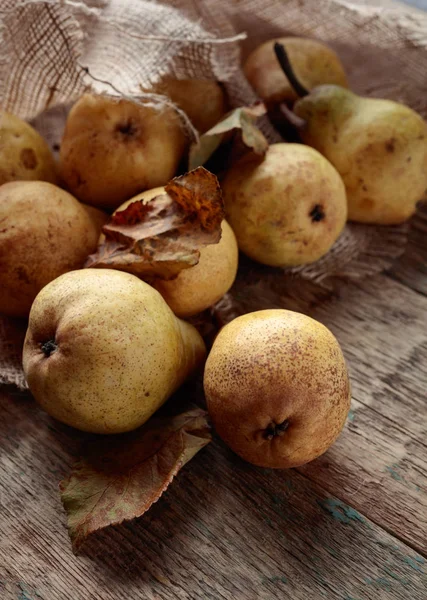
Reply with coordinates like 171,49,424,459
1,0,426,389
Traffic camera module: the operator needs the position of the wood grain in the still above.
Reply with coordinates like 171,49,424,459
0,387,426,600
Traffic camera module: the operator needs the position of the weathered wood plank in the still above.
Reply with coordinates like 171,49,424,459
0,389,426,600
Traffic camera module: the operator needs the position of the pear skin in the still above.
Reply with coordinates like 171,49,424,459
59,94,187,211
204,309,351,468
23,269,206,434
0,111,57,185
221,143,347,267
294,86,427,224
244,37,348,106
0,181,103,318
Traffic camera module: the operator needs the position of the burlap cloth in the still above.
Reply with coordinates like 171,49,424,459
1,0,426,389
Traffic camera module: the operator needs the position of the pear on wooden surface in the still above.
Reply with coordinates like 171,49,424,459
59,94,188,211
274,43,427,224
23,269,206,434
204,309,351,468
0,111,57,185
244,37,347,106
221,143,347,267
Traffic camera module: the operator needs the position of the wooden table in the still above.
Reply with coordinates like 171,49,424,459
1,210,427,600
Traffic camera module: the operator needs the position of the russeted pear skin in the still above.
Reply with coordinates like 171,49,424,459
294,86,427,224
59,94,187,211
23,269,206,434
204,309,351,468
221,143,347,267
0,181,103,317
244,37,348,105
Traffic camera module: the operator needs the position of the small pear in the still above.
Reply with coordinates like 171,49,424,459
23,269,206,434
204,309,351,468
59,94,187,211
221,143,347,267
274,43,427,224
0,181,104,318
149,78,228,133
0,111,57,185
101,187,239,318
244,37,347,106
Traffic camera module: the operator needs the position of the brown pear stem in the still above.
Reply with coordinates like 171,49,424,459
273,42,309,98
279,103,306,129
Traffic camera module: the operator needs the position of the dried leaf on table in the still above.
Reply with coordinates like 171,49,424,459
60,408,211,553
85,167,224,280
188,103,268,170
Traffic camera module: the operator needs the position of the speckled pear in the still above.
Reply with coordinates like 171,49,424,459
23,269,206,434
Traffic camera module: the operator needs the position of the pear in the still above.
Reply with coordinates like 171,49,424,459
149,78,227,133
244,37,347,106
204,309,351,468
274,43,427,224
23,269,206,434
59,94,188,211
0,111,57,185
221,143,347,267
101,187,239,318
0,181,105,318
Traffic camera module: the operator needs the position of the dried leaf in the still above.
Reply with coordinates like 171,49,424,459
188,103,268,170
60,408,211,552
85,167,224,280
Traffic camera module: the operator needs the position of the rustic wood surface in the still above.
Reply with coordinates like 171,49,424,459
1,251,427,600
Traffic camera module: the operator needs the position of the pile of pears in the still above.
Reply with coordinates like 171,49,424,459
1,36,425,470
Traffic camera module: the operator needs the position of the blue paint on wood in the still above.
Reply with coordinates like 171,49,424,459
317,498,367,526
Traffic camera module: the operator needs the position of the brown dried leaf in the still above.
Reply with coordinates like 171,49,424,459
60,408,211,553
85,167,224,280
188,103,268,170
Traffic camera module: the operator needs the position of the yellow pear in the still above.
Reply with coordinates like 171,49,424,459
23,269,206,434
0,181,104,318
150,78,227,133
244,37,347,106
204,309,351,468
0,111,57,185
59,94,188,211
103,187,239,318
221,143,347,267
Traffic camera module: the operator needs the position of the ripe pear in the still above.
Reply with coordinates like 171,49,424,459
244,37,347,106
23,269,206,434
221,143,347,267
0,111,57,185
0,181,104,318
59,94,188,211
102,187,239,317
274,43,427,224
204,309,351,468
149,78,227,133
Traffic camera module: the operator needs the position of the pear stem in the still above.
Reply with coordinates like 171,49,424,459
273,42,309,98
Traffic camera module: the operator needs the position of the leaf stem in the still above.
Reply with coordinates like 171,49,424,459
273,42,309,98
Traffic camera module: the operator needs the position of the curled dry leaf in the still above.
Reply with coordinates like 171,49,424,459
85,167,224,280
188,103,268,170
60,408,211,553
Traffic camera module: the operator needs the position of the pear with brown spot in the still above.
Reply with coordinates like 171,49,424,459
221,143,347,267
0,181,106,318
23,269,206,434
204,309,351,468
59,94,187,211
0,111,57,185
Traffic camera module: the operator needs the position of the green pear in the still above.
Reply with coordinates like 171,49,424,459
23,269,206,434
274,43,427,224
